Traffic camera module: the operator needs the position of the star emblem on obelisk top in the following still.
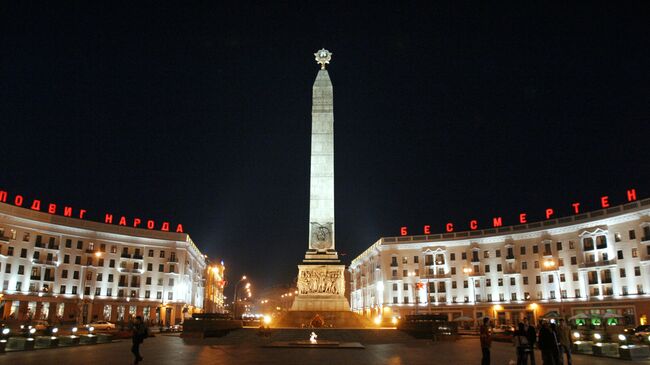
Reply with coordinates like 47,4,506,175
314,48,332,69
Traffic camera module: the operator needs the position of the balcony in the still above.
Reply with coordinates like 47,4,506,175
504,268,521,275
168,257,178,263
422,273,451,279
0,235,11,242
133,254,144,260
30,275,41,281
505,255,515,260
121,253,132,258
578,259,617,269
118,282,128,287
47,243,59,250
390,262,398,267
43,276,55,282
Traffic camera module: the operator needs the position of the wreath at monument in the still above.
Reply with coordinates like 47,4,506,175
310,314,324,328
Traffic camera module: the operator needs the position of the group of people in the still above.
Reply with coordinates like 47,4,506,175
480,317,572,365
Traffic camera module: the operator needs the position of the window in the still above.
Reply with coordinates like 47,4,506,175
629,230,636,240
159,250,165,258
110,245,117,253
535,276,541,284
109,259,115,268
451,267,456,275
88,242,95,251
169,264,175,273
403,283,408,290
73,271,79,279
393,297,398,304
618,250,624,260
522,262,527,270
560,273,566,282
496,249,501,258
534,261,539,269
533,245,539,254
77,240,83,249
23,232,30,241
159,264,164,272
402,269,408,277
97,273,103,281
572,272,579,281
20,248,27,258
486,279,491,287
168,278,174,286
484,251,489,258
402,256,408,264
5,264,11,274
498,278,503,286
450,253,455,261
632,248,638,258
7,247,13,256
108,274,114,282
452,281,457,289
60,285,66,294
461,252,467,260
99,258,104,266
497,264,502,272
71,286,78,294
463,280,468,288
485,265,490,273
392,283,398,291
403,296,409,304
413,256,419,263
65,239,72,248
520,246,526,255
157,278,163,286
62,270,68,279
75,256,81,265
635,267,641,276
615,233,622,242
144,290,150,299
620,268,626,278
148,249,154,257
596,236,607,249
569,241,575,249
571,256,577,265
147,263,153,271
510,277,516,286
100,243,106,252
558,258,564,267
544,243,552,255
95,287,101,296
18,265,24,275
583,237,594,251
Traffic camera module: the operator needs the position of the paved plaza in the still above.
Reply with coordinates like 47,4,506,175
4,329,650,365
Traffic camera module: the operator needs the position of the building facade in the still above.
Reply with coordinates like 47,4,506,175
0,202,206,325
350,198,650,326
203,259,226,313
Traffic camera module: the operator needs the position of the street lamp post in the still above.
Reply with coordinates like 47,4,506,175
232,275,247,319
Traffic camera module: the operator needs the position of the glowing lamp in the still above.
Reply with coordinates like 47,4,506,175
263,315,272,325
29,328,36,334
72,327,78,333
573,331,580,339
89,326,95,332
391,317,398,325
52,327,59,334
594,333,602,340
618,334,626,341
374,316,382,325
2,328,9,335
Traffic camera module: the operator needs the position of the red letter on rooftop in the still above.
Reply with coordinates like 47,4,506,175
48,204,57,214
31,200,41,211
469,220,478,230
175,224,184,233
601,196,610,208
572,202,580,214
423,225,431,234
63,207,73,217
492,217,503,227
14,195,23,206
105,214,113,224
400,227,408,236
519,213,527,224
627,189,637,202
446,223,454,232
545,208,554,219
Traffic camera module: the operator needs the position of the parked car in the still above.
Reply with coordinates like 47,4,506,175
492,325,515,334
31,320,50,331
633,325,650,338
88,320,116,331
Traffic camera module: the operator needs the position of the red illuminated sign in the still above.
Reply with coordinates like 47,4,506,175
399,188,638,236
0,190,184,233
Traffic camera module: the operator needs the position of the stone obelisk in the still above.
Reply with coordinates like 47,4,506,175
291,49,349,311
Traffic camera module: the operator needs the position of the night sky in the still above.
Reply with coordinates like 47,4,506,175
1,3,649,295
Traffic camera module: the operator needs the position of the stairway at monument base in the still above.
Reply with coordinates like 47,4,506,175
274,310,372,328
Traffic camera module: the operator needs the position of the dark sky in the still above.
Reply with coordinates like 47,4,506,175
1,3,649,294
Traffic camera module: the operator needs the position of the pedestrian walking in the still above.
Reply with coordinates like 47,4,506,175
513,322,530,365
523,318,537,365
557,319,572,365
131,316,149,365
538,321,560,365
480,317,492,365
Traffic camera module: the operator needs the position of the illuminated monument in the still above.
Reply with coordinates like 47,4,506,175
291,49,350,312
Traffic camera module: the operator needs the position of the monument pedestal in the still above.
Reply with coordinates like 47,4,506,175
291,263,349,312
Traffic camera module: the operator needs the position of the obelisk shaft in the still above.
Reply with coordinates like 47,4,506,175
308,69,335,253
